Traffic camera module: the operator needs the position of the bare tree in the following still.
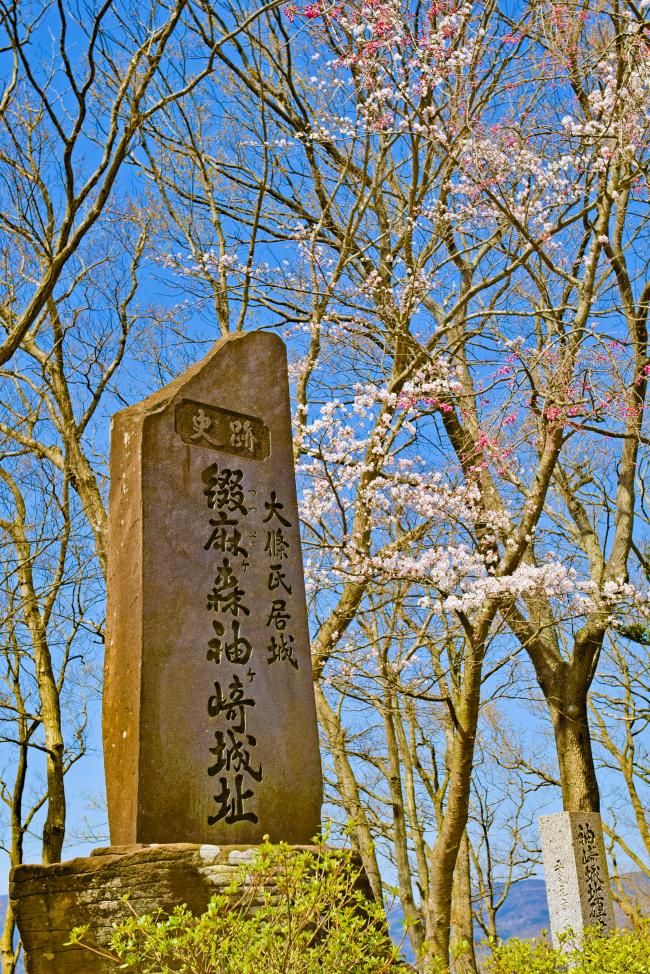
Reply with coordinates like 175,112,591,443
468,720,542,947
0,458,96,973
0,0,243,367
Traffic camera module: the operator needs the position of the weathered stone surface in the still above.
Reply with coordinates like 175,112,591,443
104,331,322,846
10,843,346,974
540,811,615,946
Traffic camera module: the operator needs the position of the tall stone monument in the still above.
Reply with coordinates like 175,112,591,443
540,811,615,947
105,330,322,844
10,331,324,973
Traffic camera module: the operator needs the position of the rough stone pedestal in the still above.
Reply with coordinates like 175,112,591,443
539,811,615,947
10,843,333,974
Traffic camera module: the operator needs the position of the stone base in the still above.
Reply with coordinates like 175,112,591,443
10,843,329,974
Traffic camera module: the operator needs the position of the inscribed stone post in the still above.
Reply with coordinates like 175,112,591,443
539,811,615,947
104,331,322,846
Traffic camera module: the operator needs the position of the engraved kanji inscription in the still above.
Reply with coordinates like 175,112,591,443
263,491,291,526
230,419,259,455
207,558,250,617
207,619,253,665
209,774,258,825
268,562,292,595
267,633,299,670
176,399,270,460
207,675,255,732
209,728,263,781
204,512,249,557
265,528,290,560
266,598,291,630
203,465,248,516
578,822,608,927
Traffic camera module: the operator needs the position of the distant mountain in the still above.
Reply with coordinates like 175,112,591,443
488,878,551,942
617,871,650,922
389,871,650,961
491,871,650,939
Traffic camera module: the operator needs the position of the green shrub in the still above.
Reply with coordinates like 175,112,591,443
69,840,406,973
70,842,650,974
485,921,650,974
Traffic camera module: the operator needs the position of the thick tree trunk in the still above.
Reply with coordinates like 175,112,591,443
513,610,603,816
450,830,478,973
548,678,600,812
426,766,473,968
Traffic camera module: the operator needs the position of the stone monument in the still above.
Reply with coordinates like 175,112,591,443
104,329,322,844
10,331,324,972
539,811,615,948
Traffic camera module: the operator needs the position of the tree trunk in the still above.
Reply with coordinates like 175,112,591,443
2,731,28,974
400,700,431,905
425,651,483,969
549,678,600,812
314,686,384,901
11,517,67,864
66,442,108,577
383,688,425,959
25,607,66,863
450,831,478,973
41,731,66,864
1,899,18,974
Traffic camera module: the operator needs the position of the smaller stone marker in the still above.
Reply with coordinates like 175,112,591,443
539,811,615,947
